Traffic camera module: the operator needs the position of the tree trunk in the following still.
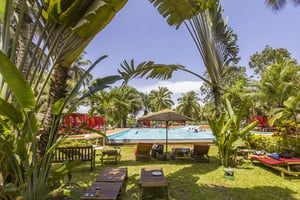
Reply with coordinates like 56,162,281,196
38,65,69,156
212,86,222,117
122,115,127,128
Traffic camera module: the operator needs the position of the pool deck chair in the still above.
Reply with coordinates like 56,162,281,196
172,148,192,162
191,144,210,163
135,143,153,161
250,155,300,179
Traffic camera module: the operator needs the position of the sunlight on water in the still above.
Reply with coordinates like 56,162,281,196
108,126,215,140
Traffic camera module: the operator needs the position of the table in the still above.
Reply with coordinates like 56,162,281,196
138,167,170,200
80,182,122,200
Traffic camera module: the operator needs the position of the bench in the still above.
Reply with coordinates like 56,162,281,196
52,146,96,170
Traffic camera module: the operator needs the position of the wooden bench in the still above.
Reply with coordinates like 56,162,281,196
52,146,96,170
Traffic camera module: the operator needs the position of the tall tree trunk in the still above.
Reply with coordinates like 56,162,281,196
38,65,68,156
122,115,127,128
212,86,222,117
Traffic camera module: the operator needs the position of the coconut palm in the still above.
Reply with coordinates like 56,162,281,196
269,94,300,126
68,51,93,89
177,91,201,120
148,86,174,112
111,86,143,127
140,92,151,115
256,59,300,109
119,0,239,116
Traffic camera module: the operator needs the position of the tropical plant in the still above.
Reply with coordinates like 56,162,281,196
68,51,93,89
149,87,174,112
1,0,127,156
88,86,142,128
112,86,143,127
119,0,239,116
269,94,300,127
0,52,120,199
176,91,201,121
208,97,259,169
140,92,151,115
0,0,127,199
38,0,128,156
254,58,300,110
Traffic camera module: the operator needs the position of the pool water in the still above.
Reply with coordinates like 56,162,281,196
108,126,215,143
107,126,274,143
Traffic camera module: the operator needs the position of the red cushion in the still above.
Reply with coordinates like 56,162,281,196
251,156,285,165
279,158,300,162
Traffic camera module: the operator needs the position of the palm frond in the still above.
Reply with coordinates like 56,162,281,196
119,59,185,84
149,0,194,29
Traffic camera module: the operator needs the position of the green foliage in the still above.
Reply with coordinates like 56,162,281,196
0,51,35,109
248,134,300,157
177,91,201,120
209,98,258,167
249,45,293,75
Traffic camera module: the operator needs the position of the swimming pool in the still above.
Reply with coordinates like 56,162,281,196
107,126,274,144
107,126,215,143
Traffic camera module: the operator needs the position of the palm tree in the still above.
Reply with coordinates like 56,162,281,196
89,86,143,128
38,0,127,156
140,92,151,115
256,59,300,109
119,1,239,116
68,51,93,89
177,91,201,121
112,86,143,127
149,87,174,112
269,94,300,126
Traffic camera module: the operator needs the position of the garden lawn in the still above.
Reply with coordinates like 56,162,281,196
54,145,300,200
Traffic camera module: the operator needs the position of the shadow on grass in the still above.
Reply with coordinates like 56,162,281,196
51,147,300,200
251,162,300,181
198,184,298,200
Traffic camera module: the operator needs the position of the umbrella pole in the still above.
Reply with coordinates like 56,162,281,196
166,121,168,159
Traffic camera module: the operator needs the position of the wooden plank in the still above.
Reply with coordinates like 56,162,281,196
80,182,122,200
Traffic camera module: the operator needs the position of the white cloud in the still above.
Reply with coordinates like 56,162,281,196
134,80,203,95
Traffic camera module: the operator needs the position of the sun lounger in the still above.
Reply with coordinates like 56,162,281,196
250,155,300,179
135,143,153,161
191,144,210,163
81,168,128,200
172,148,191,161
100,147,121,165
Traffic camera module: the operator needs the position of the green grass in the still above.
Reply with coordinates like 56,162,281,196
54,145,300,200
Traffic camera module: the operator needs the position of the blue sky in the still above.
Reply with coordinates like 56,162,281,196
83,0,300,107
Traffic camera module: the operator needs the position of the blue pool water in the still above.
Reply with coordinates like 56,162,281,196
107,126,274,143
107,126,215,143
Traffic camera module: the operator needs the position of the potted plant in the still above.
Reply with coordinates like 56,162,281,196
208,98,258,179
